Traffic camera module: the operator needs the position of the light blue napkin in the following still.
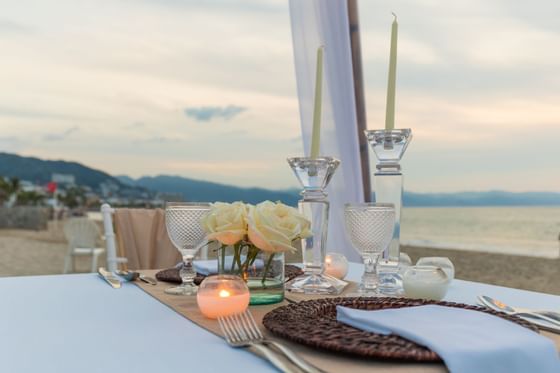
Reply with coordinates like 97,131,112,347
193,257,264,276
337,305,560,373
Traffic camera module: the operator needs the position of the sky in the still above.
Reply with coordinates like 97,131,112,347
0,0,559,192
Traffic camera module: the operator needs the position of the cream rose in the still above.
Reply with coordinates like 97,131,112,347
247,201,311,253
200,202,248,245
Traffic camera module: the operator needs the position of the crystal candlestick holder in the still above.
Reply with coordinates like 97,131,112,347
285,156,345,294
365,129,412,295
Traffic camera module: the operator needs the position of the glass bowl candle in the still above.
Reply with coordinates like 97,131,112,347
416,257,455,281
402,265,450,301
196,275,250,319
324,253,349,280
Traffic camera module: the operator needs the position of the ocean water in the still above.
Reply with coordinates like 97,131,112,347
400,207,560,258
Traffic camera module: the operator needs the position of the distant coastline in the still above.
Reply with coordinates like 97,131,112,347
1,152,559,207
402,191,560,207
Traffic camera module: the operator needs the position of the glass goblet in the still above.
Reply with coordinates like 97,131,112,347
344,203,395,296
164,202,211,295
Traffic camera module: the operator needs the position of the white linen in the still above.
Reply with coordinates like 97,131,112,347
289,0,364,262
0,263,558,373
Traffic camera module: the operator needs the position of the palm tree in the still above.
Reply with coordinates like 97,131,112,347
0,177,21,206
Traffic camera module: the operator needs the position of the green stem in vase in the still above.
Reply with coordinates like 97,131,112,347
235,244,244,275
220,244,226,274
230,243,238,273
262,253,275,287
240,243,251,274
248,245,259,266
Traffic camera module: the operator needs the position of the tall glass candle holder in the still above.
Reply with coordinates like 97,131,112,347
285,156,345,294
365,129,412,295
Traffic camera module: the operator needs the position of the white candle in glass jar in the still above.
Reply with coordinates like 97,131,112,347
196,275,250,319
403,265,450,301
324,253,348,279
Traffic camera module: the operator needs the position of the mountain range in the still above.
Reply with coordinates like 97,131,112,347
2,152,560,206
0,152,124,189
117,174,300,205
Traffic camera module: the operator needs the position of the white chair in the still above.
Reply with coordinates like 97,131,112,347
100,203,128,272
63,218,106,273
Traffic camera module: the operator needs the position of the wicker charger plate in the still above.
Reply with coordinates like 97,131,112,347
155,265,304,286
262,297,539,362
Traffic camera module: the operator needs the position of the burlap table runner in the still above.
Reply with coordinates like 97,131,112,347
135,270,560,373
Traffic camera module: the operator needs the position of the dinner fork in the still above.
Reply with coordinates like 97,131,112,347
219,311,321,373
218,313,296,373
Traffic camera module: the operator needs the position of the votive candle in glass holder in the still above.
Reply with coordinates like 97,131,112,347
196,275,250,319
402,265,450,301
416,257,455,281
324,253,348,280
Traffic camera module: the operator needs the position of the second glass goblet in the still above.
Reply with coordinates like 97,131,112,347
165,202,211,295
344,203,395,296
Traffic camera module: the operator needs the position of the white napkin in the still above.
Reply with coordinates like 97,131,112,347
337,305,560,373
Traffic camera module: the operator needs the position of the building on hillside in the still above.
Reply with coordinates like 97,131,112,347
51,173,76,186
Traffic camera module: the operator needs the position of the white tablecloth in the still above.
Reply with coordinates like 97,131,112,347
1,264,558,373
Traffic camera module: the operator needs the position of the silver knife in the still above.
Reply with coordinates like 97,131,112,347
98,267,121,289
139,274,157,286
518,315,560,334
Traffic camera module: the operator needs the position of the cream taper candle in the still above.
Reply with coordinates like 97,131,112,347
385,14,398,131
310,45,324,159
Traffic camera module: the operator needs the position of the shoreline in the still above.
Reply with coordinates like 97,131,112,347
402,240,560,259
0,224,558,295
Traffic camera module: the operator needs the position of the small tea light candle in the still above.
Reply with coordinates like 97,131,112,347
403,265,450,301
324,253,348,280
416,256,455,281
196,275,250,319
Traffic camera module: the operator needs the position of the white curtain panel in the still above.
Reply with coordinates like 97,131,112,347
289,0,364,262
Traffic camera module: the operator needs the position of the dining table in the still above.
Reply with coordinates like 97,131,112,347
1,262,559,373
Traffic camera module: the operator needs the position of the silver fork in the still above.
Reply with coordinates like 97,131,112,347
218,313,296,373
219,311,322,373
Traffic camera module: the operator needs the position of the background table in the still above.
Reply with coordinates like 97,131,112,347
1,263,559,373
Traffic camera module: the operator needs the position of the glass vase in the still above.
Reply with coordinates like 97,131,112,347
217,244,284,305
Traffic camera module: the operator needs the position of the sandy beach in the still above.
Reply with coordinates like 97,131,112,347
0,223,558,295
0,221,106,276
403,246,559,295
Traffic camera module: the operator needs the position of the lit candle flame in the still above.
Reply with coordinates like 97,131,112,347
218,289,231,298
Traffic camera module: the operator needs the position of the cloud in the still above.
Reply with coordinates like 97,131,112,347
133,136,180,144
0,136,23,152
43,126,79,141
0,106,87,121
0,19,32,35
126,121,145,129
184,105,247,122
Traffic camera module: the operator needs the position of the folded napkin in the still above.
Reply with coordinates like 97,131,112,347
337,305,560,373
193,256,264,276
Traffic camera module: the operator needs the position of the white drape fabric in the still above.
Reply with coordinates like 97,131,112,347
289,0,364,262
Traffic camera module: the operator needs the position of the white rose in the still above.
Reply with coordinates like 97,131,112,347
200,202,248,245
247,201,311,253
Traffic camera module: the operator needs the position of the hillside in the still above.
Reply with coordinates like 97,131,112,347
118,175,300,205
2,152,560,206
0,152,127,191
